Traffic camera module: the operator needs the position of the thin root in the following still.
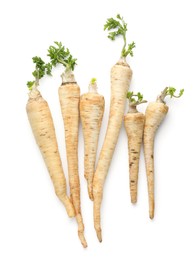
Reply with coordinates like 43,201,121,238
88,181,94,201
76,214,87,248
96,229,102,243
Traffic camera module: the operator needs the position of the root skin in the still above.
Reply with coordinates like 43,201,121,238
93,60,132,241
26,89,75,217
124,112,145,203
144,102,168,219
80,92,105,201
59,83,87,247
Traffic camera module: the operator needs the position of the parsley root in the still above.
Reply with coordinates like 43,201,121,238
93,15,135,242
144,87,184,219
124,92,146,203
48,42,87,248
80,78,105,201
26,57,75,217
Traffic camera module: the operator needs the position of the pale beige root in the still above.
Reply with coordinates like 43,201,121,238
80,93,105,200
76,213,87,248
144,102,168,219
26,89,75,217
124,112,145,203
59,83,87,248
93,59,132,241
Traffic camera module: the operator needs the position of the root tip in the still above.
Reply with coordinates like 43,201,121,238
82,242,88,248
96,230,102,242
84,173,88,181
78,233,88,248
66,204,75,218
67,208,75,218
76,214,87,248
149,212,154,219
130,192,137,204
88,187,94,201
89,194,94,201
131,198,137,204
68,212,75,218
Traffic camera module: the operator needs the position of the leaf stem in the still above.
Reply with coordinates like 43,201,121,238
122,34,127,57
104,14,135,59
57,58,68,67
156,87,184,103
156,87,168,103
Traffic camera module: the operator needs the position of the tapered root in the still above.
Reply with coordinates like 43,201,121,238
149,200,154,219
88,180,94,201
85,172,94,200
131,191,137,204
80,92,105,201
144,102,168,219
130,148,140,204
94,215,102,242
76,213,87,248
59,83,87,247
93,60,132,240
124,113,145,204
55,191,75,217
146,164,155,219
96,228,102,243
129,148,141,204
93,186,103,242
26,89,75,218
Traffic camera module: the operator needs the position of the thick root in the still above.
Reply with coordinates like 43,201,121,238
26,89,75,218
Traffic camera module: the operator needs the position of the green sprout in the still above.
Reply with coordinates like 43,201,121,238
127,91,147,105
89,78,98,93
47,41,77,71
27,56,52,90
126,92,147,113
157,87,184,103
166,87,184,98
104,14,135,58
91,78,97,85
27,81,35,90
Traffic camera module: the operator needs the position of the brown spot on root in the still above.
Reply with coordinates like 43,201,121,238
131,180,135,183
129,162,134,167
132,151,138,154
133,157,137,161
151,155,154,159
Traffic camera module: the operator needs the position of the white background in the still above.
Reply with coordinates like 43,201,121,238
0,0,192,259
